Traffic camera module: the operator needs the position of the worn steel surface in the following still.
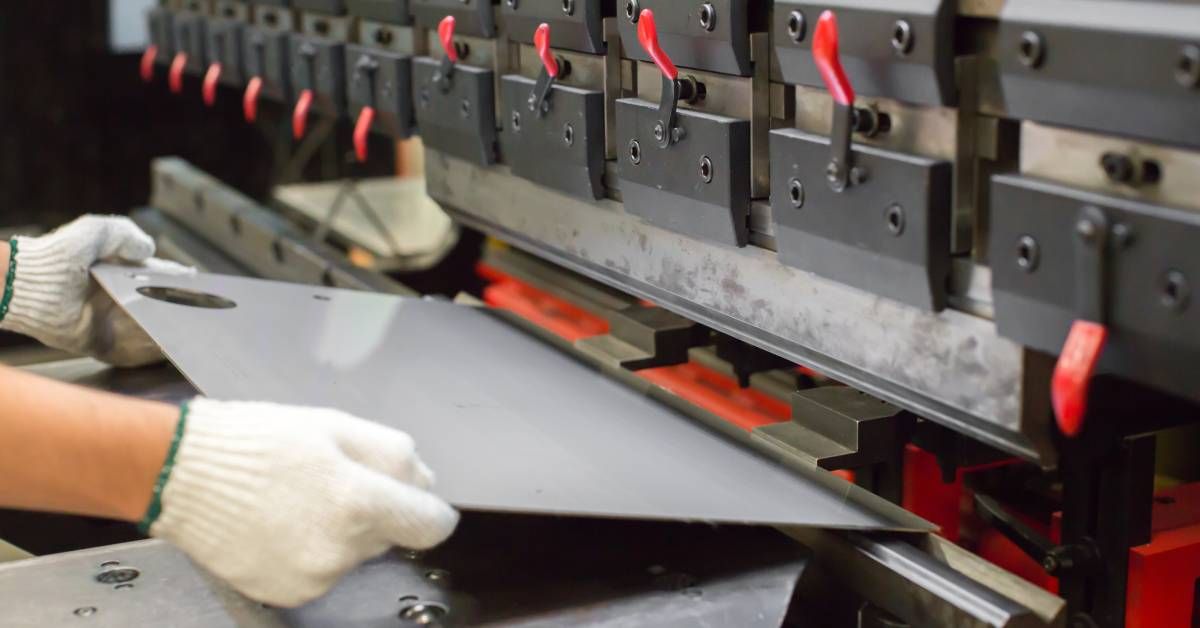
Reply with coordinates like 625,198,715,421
422,152,1048,462
0,514,808,627
95,267,931,531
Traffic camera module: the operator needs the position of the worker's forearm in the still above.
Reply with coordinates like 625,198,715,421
0,365,178,521
0,239,9,286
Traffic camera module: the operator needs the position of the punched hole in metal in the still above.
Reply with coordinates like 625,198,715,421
136,287,237,310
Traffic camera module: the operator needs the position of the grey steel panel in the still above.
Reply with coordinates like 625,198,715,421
0,514,808,627
422,151,1047,462
615,98,752,247
94,266,931,531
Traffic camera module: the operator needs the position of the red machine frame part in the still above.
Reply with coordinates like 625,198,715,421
477,263,609,342
1126,482,1200,628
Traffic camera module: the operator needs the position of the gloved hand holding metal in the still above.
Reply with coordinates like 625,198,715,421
0,214,193,366
142,398,460,607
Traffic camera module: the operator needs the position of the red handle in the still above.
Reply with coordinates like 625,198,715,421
438,15,458,62
354,106,376,162
203,63,222,107
140,45,158,83
243,76,263,123
637,9,677,81
534,23,559,78
1051,320,1108,438
293,88,314,140
168,52,188,94
812,11,854,106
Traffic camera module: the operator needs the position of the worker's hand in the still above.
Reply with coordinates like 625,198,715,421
0,215,193,367
146,399,460,608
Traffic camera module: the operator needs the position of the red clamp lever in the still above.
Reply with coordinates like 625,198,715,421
354,106,376,163
203,62,222,107
1051,206,1112,438
140,45,159,83
636,9,701,149
439,15,459,63
293,88,314,140
812,10,860,193
351,54,381,162
1052,321,1108,438
292,41,318,140
243,76,264,123
812,11,854,107
527,23,565,115
637,10,677,81
535,22,559,78
434,15,458,92
168,51,189,94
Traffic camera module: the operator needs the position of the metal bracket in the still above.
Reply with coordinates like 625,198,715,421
752,387,911,472
616,98,751,247
347,45,415,140
413,57,498,166
289,34,348,117
499,75,606,200
770,128,952,311
575,305,707,370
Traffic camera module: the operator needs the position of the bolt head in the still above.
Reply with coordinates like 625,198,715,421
653,123,665,142
1075,218,1097,241
788,179,805,209
1018,30,1045,68
848,166,868,186
891,20,913,56
1041,555,1059,573
786,10,806,43
1176,44,1200,88
1016,235,1040,272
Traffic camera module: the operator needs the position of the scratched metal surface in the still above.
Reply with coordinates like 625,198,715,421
421,151,1048,462
95,266,931,531
0,514,809,627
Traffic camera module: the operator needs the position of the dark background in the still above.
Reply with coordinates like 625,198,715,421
0,2,287,231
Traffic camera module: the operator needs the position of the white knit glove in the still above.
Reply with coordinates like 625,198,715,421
0,215,193,367
145,399,460,608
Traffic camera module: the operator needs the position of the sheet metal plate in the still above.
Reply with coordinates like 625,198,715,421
0,514,809,627
94,267,931,532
